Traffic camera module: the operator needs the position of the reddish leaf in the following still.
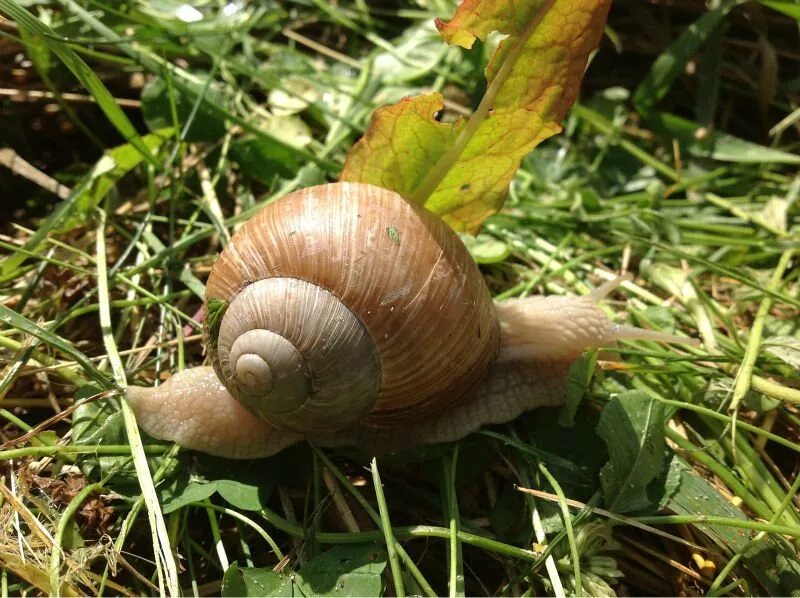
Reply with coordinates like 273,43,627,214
342,0,611,232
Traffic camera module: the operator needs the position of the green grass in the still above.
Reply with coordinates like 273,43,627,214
1,0,799,596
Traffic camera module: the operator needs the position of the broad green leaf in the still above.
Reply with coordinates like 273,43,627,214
294,544,387,596
434,0,547,46
460,233,511,263
73,385,137,482
558,350,598,428
341,0,611,232
159,454,275,513
222,545,387,597
666,456,800,595
762,1,800,19
596,391,666,513
764,335,800,369
74,130,172,214
0,0,157,165
230,135,306,182
222,565,292,597
489,484,533,543
141,75,226,142
342,94,462,197
517,409,609,501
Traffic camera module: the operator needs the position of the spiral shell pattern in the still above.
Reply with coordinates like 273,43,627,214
215,277,381,433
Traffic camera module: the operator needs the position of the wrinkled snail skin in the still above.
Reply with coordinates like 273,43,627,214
126,367,302,458
127,182,694,459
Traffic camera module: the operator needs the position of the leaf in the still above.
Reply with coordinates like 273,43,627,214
460,233,511,263
159,454,276,513
665,456,800,595
141,75,226,142
559,350,598,428
517,408,609,501
596,391,666,513
762,1,800,20
342,93,462,199
764,335,800,369
490,484,533,542
268,78,319,116
230,135,305,182
434,0,547,47
73,385,137,482
222,544,387,597
222,565,293,597
74,130,172,215
341,0,611,232
294,544,387,596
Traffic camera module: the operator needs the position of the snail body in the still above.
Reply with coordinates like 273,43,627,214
129,182,690,458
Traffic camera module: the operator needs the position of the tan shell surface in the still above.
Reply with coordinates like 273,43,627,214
205,182,500,426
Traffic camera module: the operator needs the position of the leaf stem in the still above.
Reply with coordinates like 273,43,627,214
632,514,800,539
410,0,557,204
727,249,794,448
260,506,541,561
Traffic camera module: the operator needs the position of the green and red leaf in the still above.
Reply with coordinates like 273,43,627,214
342,0,611,232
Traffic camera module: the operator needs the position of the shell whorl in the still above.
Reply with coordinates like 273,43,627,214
214,277,381,433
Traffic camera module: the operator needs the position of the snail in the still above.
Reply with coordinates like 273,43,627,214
128,182,692,459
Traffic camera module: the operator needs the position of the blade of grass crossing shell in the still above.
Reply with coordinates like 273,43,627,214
0,0,157,165
371,458,406,598
95,211,180,596
727,249,794,454
538,463,581,597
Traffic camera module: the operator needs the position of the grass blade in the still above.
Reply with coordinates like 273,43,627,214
371,458,406,598
0,0,157,165
95,211,180,597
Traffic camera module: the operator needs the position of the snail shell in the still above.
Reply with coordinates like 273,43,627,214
128,182,695,458
205,182,500,435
